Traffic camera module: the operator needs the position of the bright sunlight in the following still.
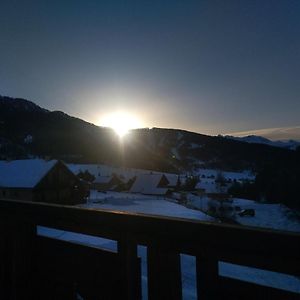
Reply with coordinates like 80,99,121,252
100,111,142,137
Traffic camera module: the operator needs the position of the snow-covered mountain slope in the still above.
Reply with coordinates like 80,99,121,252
225,135,300,150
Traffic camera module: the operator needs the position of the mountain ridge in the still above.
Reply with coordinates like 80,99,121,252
224,135,300,150
0,95,296,173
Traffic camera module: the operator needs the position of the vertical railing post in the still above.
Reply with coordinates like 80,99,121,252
147,243,182,300
0,218,36,300
118,234,141,300
0,220,12,299
196,255,219,300
12,221,36,300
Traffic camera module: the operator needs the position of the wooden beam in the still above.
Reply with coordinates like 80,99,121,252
196,255,219,300
147,243,182,300
219,276,300,300
0,219,36,300
0,219,12,299
118,235,141,300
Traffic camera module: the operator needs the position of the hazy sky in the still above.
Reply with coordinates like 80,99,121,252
1,0,300,139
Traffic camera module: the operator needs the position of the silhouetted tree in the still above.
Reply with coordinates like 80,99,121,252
228,180,258,201
77,170,95,183
182,175,199,191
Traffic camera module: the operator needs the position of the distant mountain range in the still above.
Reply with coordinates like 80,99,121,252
224,135,300,150
0,95,298,173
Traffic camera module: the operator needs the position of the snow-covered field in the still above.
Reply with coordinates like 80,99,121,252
81,191,214,221
233,198,300,232
38,192,300,298
187,195,300,233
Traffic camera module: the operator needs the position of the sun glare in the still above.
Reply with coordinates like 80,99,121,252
100,112,142,137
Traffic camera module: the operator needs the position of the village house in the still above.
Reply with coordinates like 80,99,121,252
0,159,86,205
67,164,124,191
91,173,123,191
130,173,170,195
67,163,183,193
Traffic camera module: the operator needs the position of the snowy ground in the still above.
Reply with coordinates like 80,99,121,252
81,191,214,221
186,194,211,212
233,198,300,233
187,195,300,233
38,192,300,298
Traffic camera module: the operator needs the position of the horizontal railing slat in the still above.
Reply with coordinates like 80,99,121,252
0,200,300,299
0,198,300,279
219,276,300,300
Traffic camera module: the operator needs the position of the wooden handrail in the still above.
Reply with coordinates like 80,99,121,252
0,198,300,300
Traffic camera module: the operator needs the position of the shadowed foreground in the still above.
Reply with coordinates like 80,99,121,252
0,199,299,300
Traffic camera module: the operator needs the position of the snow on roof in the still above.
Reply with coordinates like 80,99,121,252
94,175,112,184
0,159,58,188
130,173,169,195
164,174,178,187
68,163,128,180
67,164,112,177
67,163,181,185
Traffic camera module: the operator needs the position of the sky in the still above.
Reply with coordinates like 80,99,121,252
1,0,300,140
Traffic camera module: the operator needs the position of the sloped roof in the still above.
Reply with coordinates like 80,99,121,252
67,164,122,183
94,175,112,184
0,159,58,188
164,174,179,187
130,173,169,195
67,163,182,186
67,164,100,177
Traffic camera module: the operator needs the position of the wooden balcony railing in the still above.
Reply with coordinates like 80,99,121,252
0,198,300,300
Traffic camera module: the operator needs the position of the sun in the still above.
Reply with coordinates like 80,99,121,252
100,111,142,137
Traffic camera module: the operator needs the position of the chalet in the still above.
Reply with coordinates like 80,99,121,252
0,159,85,205
130,173,170,195
67,164,124,191
67,163,183,193
91,174,123,191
